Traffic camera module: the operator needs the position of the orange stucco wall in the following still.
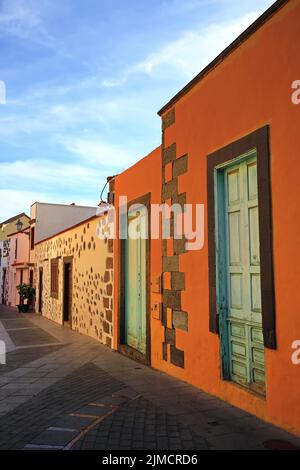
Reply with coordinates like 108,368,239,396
113,147,163,360
160,0,300,435
114,0,300,436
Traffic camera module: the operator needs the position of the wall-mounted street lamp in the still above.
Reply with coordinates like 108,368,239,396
16,219,30,236
16,219,23,232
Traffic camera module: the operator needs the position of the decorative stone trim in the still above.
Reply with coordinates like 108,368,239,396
170,345,185,368
173,238,187,255
162,255,179,273
161,107,188,369
162,179,178,201
162,143,176,166
163,290,181,310
162,108,175,131
173,154,188,178
171,272,185,291
165,327,176,345
172,310,188,331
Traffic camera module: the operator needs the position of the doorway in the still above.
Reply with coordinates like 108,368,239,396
1,268,6,304
216,152,265,395
63,259,72,326
38,268,43,313
119,194,150,364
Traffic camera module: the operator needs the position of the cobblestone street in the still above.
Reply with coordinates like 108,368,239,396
0,305,299,451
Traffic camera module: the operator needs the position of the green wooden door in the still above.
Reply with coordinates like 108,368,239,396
219,153,265,394
124,207,147,354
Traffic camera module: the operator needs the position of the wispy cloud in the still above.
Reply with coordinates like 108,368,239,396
161,0,220,14
0,189,46,220
0,188,99,221
59,136,137,169
102,10,265,87
0,0,273,221
0,158,101,187
0,0,55,47
0,97,124,139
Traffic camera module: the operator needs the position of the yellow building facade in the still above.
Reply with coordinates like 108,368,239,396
0,213,30,241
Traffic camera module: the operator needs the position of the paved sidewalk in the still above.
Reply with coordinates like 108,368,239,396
0,305,299,450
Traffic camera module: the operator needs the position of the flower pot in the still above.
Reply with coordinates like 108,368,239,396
17,304,29,313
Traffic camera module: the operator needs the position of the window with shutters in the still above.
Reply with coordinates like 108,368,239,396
51,259,59,298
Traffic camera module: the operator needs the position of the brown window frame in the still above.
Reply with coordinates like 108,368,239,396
29,270,34,286
207,125,276,350
30,227,35,251
51,259,59,299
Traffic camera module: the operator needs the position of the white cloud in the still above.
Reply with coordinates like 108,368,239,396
0,0,55,47
0,0,40,28
0,188,99,222
0,87,149,140
0,2,272,223
102,10,265,86
161,0,220,14
60,136,136,169
0,99,118,139
0,158,105,192
0,189,45,220
0,158,106,221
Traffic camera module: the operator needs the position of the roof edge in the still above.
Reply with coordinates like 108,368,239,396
30,201,99,210
158,0,289,116
0,212,30,225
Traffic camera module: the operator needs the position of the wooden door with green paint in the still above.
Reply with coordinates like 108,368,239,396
124,207,147,355
217,153,265,394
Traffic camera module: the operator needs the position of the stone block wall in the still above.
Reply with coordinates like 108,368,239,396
34,214,113,348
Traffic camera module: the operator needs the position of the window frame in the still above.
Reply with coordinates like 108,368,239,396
30,227,35,251
207,125,276,350
50,259,59,299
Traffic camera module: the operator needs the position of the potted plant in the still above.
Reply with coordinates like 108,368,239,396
16,284,36,313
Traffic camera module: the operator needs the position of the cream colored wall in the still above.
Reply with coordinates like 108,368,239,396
32,202,98,243
34,214,114,348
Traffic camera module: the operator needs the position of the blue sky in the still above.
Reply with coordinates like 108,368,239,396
0,0,274,221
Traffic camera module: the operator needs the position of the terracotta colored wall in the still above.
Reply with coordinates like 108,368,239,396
114,0,300,436
113,147,163,358
158,0,300,435
35,214,114,347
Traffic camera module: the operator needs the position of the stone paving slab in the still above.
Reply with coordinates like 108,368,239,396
30,428,79,446
7,327,60,347
76,404,112,417
1,319,35,329
0,345,64,376
52,414,95,431
0,310,20,320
